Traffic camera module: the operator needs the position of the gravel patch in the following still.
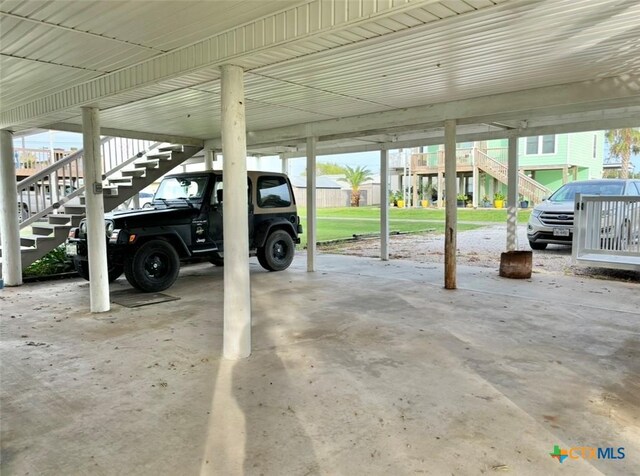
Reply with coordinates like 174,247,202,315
318,224,640,283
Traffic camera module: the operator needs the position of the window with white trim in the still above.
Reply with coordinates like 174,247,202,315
525,135,556,155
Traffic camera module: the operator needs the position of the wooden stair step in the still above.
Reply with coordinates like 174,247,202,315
134,159,160,169
146,153,171,161
121,168,146,178
158,145,184,152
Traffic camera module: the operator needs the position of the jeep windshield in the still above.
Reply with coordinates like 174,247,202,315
549,182,625,202
153,176,209,207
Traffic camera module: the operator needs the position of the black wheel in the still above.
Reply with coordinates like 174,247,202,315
124,239,180,292
614,221,632,250
19,203,28,222
74,257,124,282
257,230,295,271
529,241,547,250
209,254,224,266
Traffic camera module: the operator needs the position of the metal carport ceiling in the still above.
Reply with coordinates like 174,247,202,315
1,0,639,144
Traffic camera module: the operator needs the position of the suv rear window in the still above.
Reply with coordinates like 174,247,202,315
257,176,291,208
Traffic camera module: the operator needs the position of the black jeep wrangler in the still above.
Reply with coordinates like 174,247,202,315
66,171,302,292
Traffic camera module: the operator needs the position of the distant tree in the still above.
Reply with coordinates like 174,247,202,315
302,161,347,176
339,165,374,207
605,128,640,179
317,162,347,175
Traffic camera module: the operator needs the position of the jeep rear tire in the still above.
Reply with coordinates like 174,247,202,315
124,239,180,292
257,230,295,271
74,257,124,282
209,254,224,266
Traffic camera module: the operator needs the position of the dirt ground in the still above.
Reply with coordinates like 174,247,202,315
318,224,640,283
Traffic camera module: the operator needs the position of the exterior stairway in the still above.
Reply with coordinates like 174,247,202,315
2,140,201,269
474,149,551,204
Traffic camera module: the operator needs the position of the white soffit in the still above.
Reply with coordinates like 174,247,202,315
1,0,639,142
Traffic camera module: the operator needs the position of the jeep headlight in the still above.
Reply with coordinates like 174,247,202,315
79,220,87,235
105,220,114,237
531,209,542,218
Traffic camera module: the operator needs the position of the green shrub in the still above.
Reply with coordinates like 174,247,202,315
24,245,75,277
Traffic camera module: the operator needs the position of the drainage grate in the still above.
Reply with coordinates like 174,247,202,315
111,289,180,308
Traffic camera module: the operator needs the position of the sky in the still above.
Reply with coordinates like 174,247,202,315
14,131,640,174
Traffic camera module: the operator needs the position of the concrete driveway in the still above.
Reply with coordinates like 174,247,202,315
1,255,638,475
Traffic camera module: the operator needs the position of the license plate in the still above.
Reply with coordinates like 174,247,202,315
553,228,570,237
65,242,78,256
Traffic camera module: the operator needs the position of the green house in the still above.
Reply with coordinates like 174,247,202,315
399,131,605,206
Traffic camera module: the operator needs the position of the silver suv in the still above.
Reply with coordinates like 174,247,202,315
527,179,640,250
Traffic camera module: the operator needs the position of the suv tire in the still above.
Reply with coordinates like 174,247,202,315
74,257,123,282
257,230,295,271
124,239,180,292
529,241,547,250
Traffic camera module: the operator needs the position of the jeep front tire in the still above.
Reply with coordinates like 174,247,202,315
124,239,180,292
74,257,124,283
257,230,295,271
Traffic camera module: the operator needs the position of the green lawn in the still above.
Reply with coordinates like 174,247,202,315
300,206,531,223
296,205,530,247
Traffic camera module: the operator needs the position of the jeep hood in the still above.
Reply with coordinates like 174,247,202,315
106,206,199,227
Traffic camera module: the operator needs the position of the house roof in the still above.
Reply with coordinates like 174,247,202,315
290,175,342,189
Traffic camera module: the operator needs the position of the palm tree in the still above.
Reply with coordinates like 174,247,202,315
339,165,374,207
605,128,640,179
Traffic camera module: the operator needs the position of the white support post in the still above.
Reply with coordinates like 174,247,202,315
437,171,444,208
306,137,317,272
132,193,140,209
81,107,110,312
204,149,214,171
444,119,457,290
472,147,479,208
221,64,251,360
506,137,519,251
0,130,22,286
280,153,288,175
472,166,479,208
380,149,389,261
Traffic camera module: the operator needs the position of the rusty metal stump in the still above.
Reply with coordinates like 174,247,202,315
499,251,533,279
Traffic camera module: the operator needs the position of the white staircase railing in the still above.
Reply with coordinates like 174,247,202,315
17,137,157,228
474,149,551,204
573,194,640,270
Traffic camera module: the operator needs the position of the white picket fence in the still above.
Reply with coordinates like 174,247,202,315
573,194,640,271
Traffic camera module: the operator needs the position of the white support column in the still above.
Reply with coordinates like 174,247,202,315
280,153,288,175
132,194,140,209
306,137,317,272
81,107,110,312
221,64,251,360
380,149,389,261
472,165,479,208
0,130,22,286
506,137,519,251
444,119,457,290
437,170,444,208
204,149,214,171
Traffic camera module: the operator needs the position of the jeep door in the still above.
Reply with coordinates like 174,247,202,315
207,178,253,251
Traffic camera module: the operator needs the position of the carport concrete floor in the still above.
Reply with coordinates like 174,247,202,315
1,254,638,476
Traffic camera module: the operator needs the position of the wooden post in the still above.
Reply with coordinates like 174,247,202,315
444,119,457,290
